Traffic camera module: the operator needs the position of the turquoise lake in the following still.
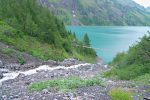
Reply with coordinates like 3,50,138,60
67,26,150,63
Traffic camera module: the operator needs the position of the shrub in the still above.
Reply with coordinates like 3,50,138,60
17,56,26,65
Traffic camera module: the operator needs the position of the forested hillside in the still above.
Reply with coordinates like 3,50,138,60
40,0,150,26
0,0,96,62
106,32,150,80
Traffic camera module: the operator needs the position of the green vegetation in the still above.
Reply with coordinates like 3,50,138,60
83,33,90,46
29,76,104,92
48,0,61,3
106,33,150,80
133,74,150,85
1,48,14,56
17,55,26,65
0,0,96,62
42,0,150,25
109,88,133,100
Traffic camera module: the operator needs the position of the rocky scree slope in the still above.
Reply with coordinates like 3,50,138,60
0,58,150,100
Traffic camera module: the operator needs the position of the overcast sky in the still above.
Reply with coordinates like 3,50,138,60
133,0,150,7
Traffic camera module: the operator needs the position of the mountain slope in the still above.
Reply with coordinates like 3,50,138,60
40,0,150,26
147,7,150,13
0,0,97,63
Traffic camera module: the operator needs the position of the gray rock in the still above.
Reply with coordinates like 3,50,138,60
42,89,49,94
0,60,3,67
2,95,7,99
43,60,57,66
0,68,9,73
78,65,91,71
76,96,83,100
4,63,20,71
17,73,25,79
59,58,81,67
0,71,3,79
67,92,74,99
144,97,150,100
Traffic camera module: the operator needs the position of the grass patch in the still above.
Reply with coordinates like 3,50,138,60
1,48,14,56
29,76,104,92
48,0,61,3
109,88,133,100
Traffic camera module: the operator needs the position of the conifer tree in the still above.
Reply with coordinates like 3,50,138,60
83,33,90,46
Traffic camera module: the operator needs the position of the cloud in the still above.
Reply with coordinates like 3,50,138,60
133,0,150,7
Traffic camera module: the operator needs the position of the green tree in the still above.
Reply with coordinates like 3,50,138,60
83,33,90,46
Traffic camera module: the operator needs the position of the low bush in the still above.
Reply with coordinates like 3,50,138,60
17,55,26,65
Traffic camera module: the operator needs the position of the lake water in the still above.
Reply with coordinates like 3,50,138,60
67,26,150,63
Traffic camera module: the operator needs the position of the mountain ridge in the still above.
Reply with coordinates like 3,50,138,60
40,0,150,26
